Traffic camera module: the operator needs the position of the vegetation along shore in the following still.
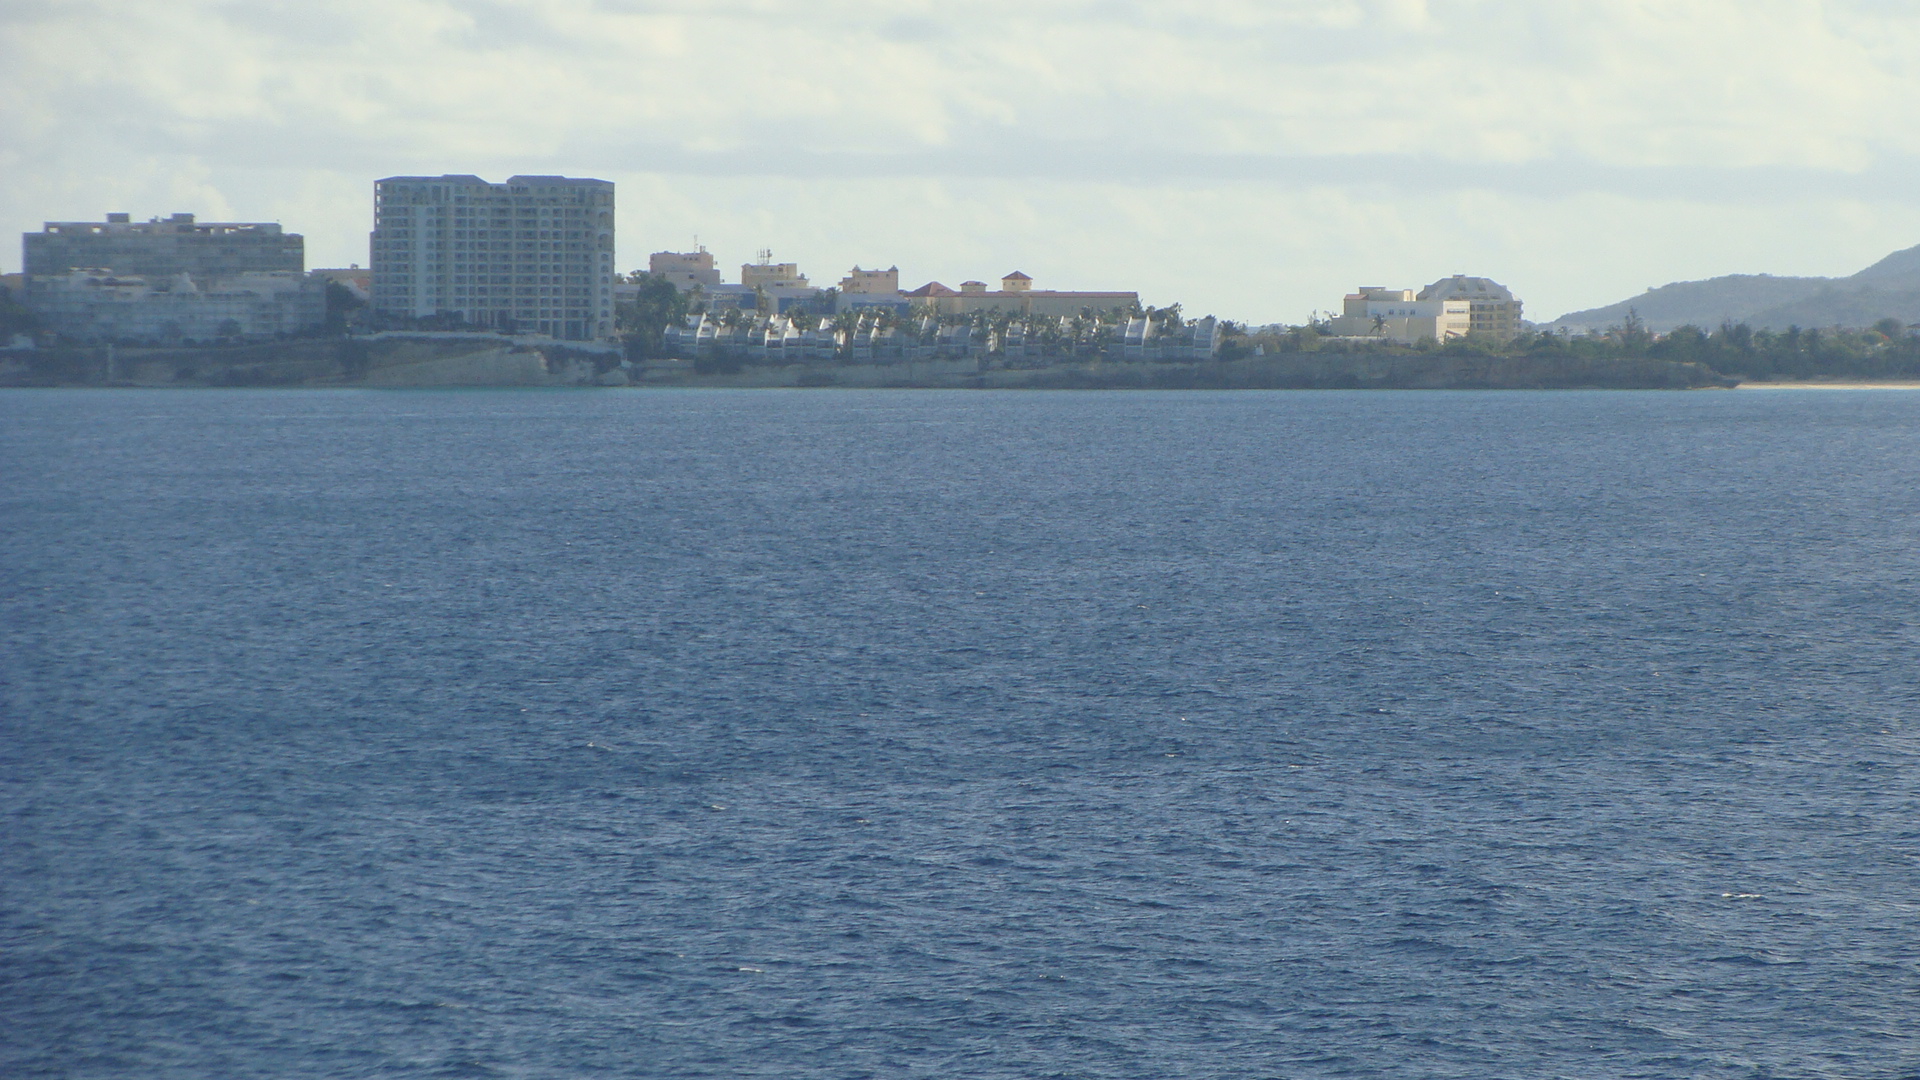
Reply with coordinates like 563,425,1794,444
10,309,1920,390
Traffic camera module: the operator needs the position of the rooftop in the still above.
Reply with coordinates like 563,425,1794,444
375,174,614,188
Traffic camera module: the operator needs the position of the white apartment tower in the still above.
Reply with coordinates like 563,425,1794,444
371,174,615,340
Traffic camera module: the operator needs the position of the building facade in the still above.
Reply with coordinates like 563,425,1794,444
640,251,824,313
371,175,615,341
21,212,322,343
840,266,900,295
1326,286,1472,343
31,269,324,344
837,266,907,312
661,310,1222,365
905,272,1138,318
740,259,806,291
1417,275,1524,339
738,258,822,312
650,249,721,291
24,213,304,289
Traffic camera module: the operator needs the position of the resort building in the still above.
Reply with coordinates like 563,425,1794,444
21,212,322,343
370,174,616,341
23,213,304,288
650,249,722,291
833,265,906,311
840,266,900,295
661,310,1224,365
637,250,824,313
838,266,908,312
905,272,1139,318
30,269,324,344
1325,286,1472,344
1417,275,1524,339
738,254,822,312
903,281,961,309
740,256,807,291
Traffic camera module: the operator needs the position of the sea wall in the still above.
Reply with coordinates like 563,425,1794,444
0,337,618,389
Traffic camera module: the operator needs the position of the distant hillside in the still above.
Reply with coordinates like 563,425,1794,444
1547,244,1920,332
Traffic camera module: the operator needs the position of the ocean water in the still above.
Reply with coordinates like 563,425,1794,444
2,387,1918,1080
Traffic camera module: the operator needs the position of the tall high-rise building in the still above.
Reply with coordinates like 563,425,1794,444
370,174,615,341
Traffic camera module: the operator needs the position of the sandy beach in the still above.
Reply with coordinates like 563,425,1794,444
1737,381,1920,390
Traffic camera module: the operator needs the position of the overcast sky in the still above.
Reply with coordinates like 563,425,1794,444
5,0,1919,322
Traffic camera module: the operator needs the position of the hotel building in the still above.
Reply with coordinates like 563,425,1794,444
1325,286,1472,344
370,175,615,341
23,212,305,286
903,272,1139,318
1417,275,1525,339
20,212,321,344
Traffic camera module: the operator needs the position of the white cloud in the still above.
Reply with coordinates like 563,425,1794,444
5,0,1920,320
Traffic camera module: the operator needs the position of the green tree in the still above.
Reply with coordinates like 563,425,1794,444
323,281,366,336
616,272,689,359
1609,307,1653,353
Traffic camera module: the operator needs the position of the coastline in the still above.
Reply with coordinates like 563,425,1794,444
0,337,1737,391
1733,380,1920,390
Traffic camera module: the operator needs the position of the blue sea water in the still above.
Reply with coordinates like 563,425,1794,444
2,388,1918,1080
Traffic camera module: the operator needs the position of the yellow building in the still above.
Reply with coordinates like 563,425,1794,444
839,266,900,294
836,265,905,312
1417,275,1524,339
905,272,1137,318
650,249,721,291
741,260,806,290
1325,286,1471,343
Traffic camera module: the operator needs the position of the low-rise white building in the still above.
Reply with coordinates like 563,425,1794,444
32,269,325,344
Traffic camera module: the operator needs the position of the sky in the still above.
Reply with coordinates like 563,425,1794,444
5,0,1920,324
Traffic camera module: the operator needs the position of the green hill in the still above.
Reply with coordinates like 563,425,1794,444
1547,244,1920,332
